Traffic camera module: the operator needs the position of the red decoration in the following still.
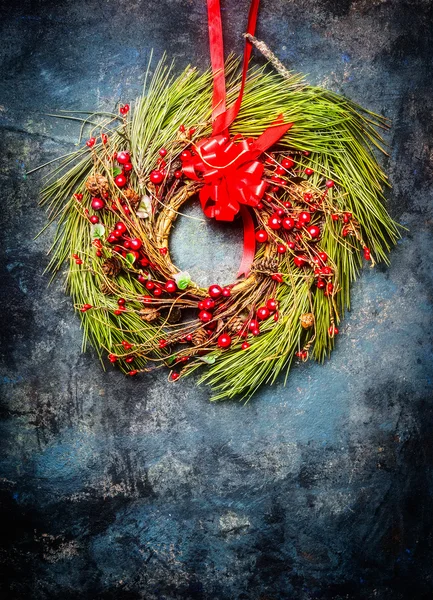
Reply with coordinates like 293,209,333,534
91,198,105,211
257,306,270,320
117,151,130,164
255,230,268,243
268,214,281,230
217,334,232,348
208,284,223,299
165,280,177,293
282,217,295,230
199,310,213,323
114,174,127,187
307,225,321,239
150,170,164,184
266,298,278,311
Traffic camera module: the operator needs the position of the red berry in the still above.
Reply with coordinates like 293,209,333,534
150,170,164,184
86,137,96,148
272,273,283,283
174,170,182,179
322,266,333,275
179,124,186,133
117,151,130,165
255,230,268,243
293,255,308,268
128,370,138,376
307,225,321,239
273,312,279,322
137,275,146,284
287,241,296,250
277,244,287,254
203,297,215,310
80,303,92,312
251,327,260,336
114,174,127,188
305,168,314,176
208,285,223,299
328,325,339,336
164,280,177,293
363,246,371,260
241,342,250,350
326,180,335,188
145,281,155,291
199,310,213,323
171,372,180,381
123,162,133,173
74,193,83,201
217,334,232,349
282,217,295,230
114,222,126,235
299,211,311,224
266,298,278,311
257,306,270,320
222,287,231,297
117,298,126,306
282,157,294,169
332,214,339,221
249,319,259,331
317,279,326,289
89,215,99,224
130,238,142,250
108,354,117,363
318,251,328,262
153,287,163,297
180,150,191,161
159,247,168,255
91,197,105,211
268,215,281,230
114,309,122,315
304,192,313,202
107,233,117,243
159,148,167,157
343,212,352,223
96,250,102,257
275,166,285,175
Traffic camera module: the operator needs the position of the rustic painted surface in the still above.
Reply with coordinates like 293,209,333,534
1,0,433,598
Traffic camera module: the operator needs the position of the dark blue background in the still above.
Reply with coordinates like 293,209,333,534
1,1,432,598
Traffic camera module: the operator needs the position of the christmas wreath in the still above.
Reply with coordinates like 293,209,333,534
36,0,399,401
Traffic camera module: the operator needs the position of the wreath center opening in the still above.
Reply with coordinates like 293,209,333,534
169,197,244,288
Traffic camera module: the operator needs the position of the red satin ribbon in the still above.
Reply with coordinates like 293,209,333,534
183,0,293,276
208,0,261,135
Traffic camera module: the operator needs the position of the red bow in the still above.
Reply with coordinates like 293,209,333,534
182,134,267,221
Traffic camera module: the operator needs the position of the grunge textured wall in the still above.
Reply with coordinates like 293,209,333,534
1,0,432,598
